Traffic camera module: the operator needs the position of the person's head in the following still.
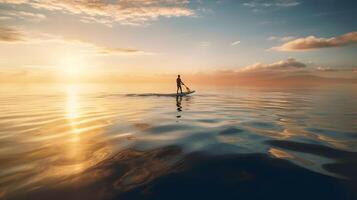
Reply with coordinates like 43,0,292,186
178,75,180,78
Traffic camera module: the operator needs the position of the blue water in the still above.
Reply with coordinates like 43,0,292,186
0,83,356,200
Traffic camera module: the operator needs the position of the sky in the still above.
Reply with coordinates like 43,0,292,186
0,0,356,83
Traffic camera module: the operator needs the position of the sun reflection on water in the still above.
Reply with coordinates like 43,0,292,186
66,86,81,135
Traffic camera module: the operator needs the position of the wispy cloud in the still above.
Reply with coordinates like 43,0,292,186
199,41,211,47
271,31,357,51
231,40,241,46
0,0,195,26
267,36,278,41
243,0,300,9
53,37,155,56
0,26,26,42
0,26,153,56
268,36,296,42
95,46,155,56
0,9,46,21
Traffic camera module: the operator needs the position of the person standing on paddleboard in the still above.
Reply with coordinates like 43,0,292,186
176,75,185,94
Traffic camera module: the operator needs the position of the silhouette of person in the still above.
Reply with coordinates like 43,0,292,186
176,75,185,94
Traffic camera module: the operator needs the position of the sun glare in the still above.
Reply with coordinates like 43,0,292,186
59,56,84,77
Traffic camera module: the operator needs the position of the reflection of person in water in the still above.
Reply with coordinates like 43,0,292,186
176,96,182,118
176,75,185,94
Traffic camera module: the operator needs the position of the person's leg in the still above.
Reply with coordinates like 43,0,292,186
179,85,182,93
177,85,179,94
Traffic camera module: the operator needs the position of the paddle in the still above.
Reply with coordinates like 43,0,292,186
183,84,191,92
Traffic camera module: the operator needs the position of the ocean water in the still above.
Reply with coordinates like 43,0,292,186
0,83,357,200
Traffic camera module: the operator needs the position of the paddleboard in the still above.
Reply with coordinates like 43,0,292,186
176,90,195,96
126,90,195,97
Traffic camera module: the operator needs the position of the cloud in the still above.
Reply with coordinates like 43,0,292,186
315,66,357,73
268,36,278,41
271,31,357,51
0,26,26,42
199,41,211,47
95,46,154,56
0,10,46,21
240,58,306,71
231,40,241,46
280,36,296,42
0,0,194,26
180,59,357,86
268,36,296,42
0,26,152,55
0,0,27,3
316,67,338,72
51,36,155,56
243,0,300,8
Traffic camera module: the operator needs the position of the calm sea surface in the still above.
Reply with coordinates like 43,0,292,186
0,83,357,200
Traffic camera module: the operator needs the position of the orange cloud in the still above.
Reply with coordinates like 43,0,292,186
0,26,153,55
241,58,306,71
0,26,26,42
95,46,154,56
0,0,194,26
181,58,357,86
271,31,357,51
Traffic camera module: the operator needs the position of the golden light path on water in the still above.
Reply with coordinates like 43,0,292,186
0,84,122,197
65,85,84,174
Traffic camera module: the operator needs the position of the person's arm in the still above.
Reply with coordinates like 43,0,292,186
181,80,185,85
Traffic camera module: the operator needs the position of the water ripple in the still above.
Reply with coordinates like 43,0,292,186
0,84,357,199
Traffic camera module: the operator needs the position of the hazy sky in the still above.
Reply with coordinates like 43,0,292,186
0,0,356,81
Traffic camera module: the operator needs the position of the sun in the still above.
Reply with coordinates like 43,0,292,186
59,56,84,77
